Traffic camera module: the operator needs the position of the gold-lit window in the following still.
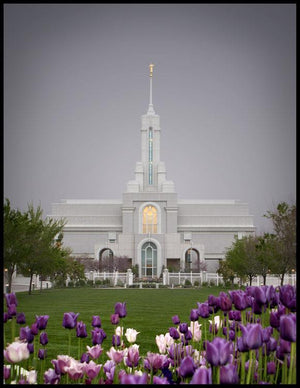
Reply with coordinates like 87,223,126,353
142,205,157,233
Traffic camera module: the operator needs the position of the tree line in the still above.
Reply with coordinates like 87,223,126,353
3,198,86,294
217,202,296,286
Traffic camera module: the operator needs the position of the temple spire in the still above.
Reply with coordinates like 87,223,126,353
147,63,155,115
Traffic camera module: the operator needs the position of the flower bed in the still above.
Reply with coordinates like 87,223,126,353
3,285,296,384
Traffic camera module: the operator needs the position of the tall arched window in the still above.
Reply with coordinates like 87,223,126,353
141,242,157,277
143,205,157,233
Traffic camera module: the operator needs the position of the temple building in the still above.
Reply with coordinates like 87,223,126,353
49,65,255,276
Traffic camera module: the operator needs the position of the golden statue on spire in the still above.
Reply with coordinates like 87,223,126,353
149,63,154,77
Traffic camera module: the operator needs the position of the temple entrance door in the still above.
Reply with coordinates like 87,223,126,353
141,242,157,278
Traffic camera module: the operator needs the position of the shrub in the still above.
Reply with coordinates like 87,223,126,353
184,279,192,287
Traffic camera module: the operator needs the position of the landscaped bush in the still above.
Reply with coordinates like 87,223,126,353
183,279,192,287
94,279,111,287
3,284,296,384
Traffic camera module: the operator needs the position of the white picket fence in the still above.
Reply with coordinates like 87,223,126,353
85,269,296,288
163,271,296,287
6,269,296,293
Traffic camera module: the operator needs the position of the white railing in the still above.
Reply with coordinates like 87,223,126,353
163,270,296,287
7,269,296,293
85,270,128,287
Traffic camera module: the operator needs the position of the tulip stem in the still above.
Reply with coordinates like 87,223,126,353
78,337,81,360
11,316,16,343
240,352,246,384
288,342,296,384
216,366,220,384
68,330,72,357
246,350,254,385
263,344,267,382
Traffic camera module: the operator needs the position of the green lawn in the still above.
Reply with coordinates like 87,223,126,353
4,286,227,370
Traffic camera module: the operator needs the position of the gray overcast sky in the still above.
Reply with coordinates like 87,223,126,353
4,4,296,234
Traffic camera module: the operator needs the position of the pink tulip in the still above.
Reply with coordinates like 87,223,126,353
86,344,103,360
4,341,30,363
82,360,102,380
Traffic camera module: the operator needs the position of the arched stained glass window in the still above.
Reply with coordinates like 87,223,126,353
143,205,157,233
141,242,157,277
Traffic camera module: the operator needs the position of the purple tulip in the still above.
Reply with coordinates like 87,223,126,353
44,368,61,384
206,337,233,366
27,343,34,354
262,326,273,343
172,315,180,325
5,293,18,307
186,328,193,339
8,304,17,317
4,312,10,323
197,302,210,318
114,302,127,318
254,286,267,305
280,314,296,342
208,295,220,312
266,337,278,354
269,311,280,329
144,352,169,373
31,322,39,335
265,285,275,303
190,309,199,321
38,348,47,359
228,310,241,321
237,336,248,352
279,285,296,310
179,355,196,378
92,315,101,327
169,326,180,339
110,313,120,325
119,372,148,384
16,312,26,324
40,332,49,346
252,300,264,315
267,361,276,375
240,323,263,350
153,376,169,384
220,363,239,384
229,290,249,311
168,343,184,362
62,312,79,329
35,315,50,330
126,345,140,367
276,338,291,360
112,334,121,347
223,327,235,341
91,327,106,345
179,322,188,333
20,326,34,343
219,292,232,312
4,365,11,380
80,352,90,363
76,321,87,338
190,366,212,384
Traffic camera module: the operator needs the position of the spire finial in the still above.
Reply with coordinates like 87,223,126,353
149,63,154,77
147,63,155,115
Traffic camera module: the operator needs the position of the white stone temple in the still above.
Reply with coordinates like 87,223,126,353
48,64,255,276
